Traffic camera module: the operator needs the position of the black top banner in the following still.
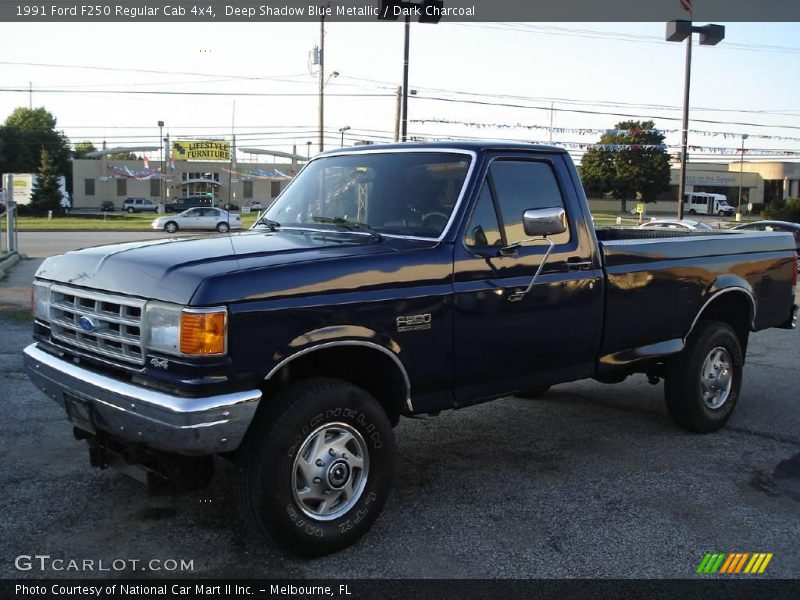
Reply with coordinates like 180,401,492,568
1,0,799,22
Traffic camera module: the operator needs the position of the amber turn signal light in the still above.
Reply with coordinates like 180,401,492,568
180,310,226,355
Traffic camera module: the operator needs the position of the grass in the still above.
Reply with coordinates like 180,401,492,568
17,213,260,231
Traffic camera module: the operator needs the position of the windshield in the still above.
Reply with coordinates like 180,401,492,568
260,152,471,238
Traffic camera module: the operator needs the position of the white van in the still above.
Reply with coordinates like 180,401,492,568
685,192,735,217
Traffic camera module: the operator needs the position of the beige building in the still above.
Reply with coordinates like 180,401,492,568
72,154,305,211
588,160,800,215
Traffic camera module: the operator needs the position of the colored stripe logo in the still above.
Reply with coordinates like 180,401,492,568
696,552,773,574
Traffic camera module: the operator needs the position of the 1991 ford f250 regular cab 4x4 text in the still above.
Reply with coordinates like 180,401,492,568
24,142,798,555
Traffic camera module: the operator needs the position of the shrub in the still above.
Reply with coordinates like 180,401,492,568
763,197,800,223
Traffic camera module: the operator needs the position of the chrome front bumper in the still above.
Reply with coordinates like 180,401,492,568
24,343,262,456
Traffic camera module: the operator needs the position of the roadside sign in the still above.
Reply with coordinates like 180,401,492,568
635,203,645,214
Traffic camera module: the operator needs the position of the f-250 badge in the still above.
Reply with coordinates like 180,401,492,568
396,313,432,332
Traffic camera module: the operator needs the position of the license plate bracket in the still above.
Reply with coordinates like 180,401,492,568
65,393,96,434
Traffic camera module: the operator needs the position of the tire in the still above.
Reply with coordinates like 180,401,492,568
718,210,726,217
216,222,230,233
126,207,135,214
164,222,178,233
664,320,743,433
516,386,551,399
688,209,696,215
236,377,396,556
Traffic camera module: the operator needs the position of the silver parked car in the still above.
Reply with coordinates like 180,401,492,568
638,219,713,231
152,207,242,233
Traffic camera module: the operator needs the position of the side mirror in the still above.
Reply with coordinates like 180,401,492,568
522,207,567,237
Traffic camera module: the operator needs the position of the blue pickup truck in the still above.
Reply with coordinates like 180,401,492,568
24,142,797,555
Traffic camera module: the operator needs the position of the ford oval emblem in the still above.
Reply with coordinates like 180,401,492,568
78,316,97,332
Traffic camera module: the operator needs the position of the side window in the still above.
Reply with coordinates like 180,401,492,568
464,181,502,248
489,160,570,245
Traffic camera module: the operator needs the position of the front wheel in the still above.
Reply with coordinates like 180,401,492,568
664,320,743,433
163,222,178,233
236,377,396,556
718,210,726,217
126,207,135,214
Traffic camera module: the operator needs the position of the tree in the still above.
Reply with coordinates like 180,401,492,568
579,120,671,212
0,107,71,177
73,140,98,159
30,148,62,216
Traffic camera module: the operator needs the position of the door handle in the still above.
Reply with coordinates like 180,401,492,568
567,260,593,271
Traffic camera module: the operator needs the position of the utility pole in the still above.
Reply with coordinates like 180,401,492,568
318,15,325,152
28,82,32,108
549,102,554,144
158,121,164,210
394,86,402,142
401,15,410,142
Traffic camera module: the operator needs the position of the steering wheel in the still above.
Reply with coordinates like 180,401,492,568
421,211,449,230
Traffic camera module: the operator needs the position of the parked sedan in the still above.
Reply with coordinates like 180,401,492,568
638,219,713,231
152,207,241,233
732,220,800,271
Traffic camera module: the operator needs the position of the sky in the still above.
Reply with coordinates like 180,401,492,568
1,20,799,165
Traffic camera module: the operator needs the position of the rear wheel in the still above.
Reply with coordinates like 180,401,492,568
164,222,178,233
664,320,743,433
236,377,396,556
688,209,696,215
216,222,230,233
126,207,135,214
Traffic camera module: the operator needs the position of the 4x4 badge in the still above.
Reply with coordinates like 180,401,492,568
149,357,169,369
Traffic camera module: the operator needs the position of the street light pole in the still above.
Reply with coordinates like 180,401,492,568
666,20,725,220
339,126,351,147
378,1,442,143
738,134,749,219
677,35,692,220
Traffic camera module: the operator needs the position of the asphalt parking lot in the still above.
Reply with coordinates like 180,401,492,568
1,250,798,580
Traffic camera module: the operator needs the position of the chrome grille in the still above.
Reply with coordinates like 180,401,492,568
49,284,146,365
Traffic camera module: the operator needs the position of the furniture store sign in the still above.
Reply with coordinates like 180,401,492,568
172,140,230,161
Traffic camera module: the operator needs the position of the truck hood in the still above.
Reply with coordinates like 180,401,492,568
35,229,434,305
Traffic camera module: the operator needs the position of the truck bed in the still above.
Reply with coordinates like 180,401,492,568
594,227,796,368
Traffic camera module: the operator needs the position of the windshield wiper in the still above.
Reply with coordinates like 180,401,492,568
253,215,281,231
310,216,384,241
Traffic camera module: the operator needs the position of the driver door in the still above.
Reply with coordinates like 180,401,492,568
452,153,603,405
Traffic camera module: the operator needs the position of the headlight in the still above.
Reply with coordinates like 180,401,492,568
144,302,182,354
32,281,51,321
144,302,227,357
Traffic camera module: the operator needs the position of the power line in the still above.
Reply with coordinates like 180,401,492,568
0,87,392,98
